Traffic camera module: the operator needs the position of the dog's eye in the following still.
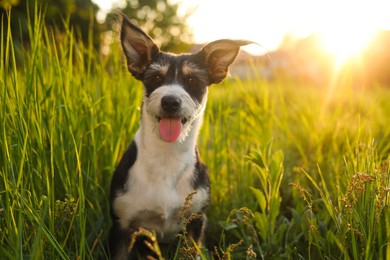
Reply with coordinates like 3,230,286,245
187,76,198,85
153,74,163,82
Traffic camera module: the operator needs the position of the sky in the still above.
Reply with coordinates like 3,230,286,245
93,0,390,56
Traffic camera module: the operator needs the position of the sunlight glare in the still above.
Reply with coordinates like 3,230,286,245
311,1,382,69
319,28,375,69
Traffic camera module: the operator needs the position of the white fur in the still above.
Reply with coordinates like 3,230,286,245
113,84,209,241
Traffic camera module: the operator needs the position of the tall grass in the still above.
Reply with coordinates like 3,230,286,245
1,7,141,258
1,8,389,259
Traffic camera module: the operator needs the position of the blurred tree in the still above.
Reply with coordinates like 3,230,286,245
115,0,193,52
1,0,193,53
1,0,101,49
0,0,19,9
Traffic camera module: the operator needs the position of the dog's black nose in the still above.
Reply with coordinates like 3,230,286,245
161,95,182,112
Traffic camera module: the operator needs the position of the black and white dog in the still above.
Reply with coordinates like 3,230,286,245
108,14,251,259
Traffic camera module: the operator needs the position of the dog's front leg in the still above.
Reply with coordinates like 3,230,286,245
108,222,132,260
109,224,161,260
185,214,206,247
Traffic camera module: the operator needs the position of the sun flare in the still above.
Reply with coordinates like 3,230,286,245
313,1,381,70
319,29,375,69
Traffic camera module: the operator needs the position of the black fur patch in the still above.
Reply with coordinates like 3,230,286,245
192,147,210,192
109,141,138,216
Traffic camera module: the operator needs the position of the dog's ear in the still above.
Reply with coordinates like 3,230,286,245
199,40,252,84
119,14,159,79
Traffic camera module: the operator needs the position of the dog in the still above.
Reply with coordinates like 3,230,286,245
108,13,251,259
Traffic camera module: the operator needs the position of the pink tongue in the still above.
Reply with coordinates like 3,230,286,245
158,118,182,142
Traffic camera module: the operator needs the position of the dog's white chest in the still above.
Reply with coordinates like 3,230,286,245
113,145,207,240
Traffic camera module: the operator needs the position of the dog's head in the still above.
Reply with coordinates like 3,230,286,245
119,14,251,143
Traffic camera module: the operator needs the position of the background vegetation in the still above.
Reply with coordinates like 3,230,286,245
1,4,389,260
0,0,192,53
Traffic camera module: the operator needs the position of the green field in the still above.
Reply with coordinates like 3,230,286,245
1,11,390,259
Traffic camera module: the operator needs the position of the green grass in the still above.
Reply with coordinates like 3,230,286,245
1,9,390,259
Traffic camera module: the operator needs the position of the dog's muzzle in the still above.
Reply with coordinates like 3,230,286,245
155,95,189,142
